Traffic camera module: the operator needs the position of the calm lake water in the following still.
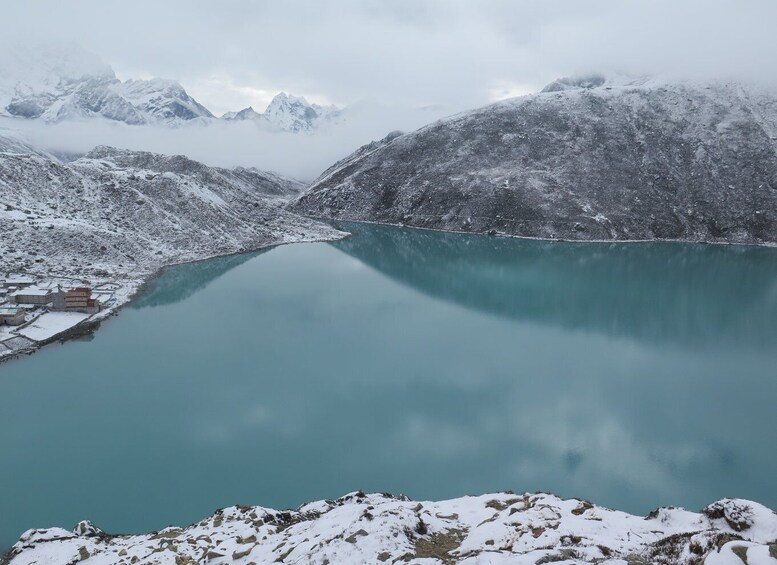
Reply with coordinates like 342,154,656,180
2,222,777,549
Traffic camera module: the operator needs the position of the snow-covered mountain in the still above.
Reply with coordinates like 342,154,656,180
0,139,341,282
221,106,262,121
222,92,342,132
262,92,341,132
0,44,213,125
291,75,777,245
0,44,344,132
5,492,777,564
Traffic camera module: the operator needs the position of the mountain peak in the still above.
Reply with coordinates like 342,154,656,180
221,106,262,121
0,43,213,124
260,92,340,132
266,92,312,111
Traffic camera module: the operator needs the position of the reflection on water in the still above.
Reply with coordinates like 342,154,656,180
1,223,776,550
133,251,262,309
331,222,777,346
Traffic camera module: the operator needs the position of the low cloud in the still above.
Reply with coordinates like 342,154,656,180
1,103,452,181
3,0,776,179
5,1,776,116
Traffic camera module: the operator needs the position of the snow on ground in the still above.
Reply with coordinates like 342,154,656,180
4,493,777,564
16,311,89,342
0,142,346,362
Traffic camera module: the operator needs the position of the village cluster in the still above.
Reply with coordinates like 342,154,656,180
0,274,127,359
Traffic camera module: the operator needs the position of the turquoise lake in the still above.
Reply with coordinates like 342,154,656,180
2,222,777,549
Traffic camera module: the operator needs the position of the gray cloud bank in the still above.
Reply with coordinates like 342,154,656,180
2,0,777,180
0,104,449,181
5,0,777,111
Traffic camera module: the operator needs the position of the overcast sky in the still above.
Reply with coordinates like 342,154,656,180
6,0,777,116
3,0,776,180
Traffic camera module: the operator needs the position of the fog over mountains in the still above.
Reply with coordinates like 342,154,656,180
0,44,341,132
0,43,453,179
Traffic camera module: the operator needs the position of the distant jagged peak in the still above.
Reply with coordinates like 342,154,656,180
219,92,342,131
267,91,309,107
221,106,262,121
265,91,339,116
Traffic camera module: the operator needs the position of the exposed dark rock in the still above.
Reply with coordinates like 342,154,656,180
702,499,755,532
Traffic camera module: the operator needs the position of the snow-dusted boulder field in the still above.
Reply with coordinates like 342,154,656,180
4,492,777,564
291,76,777,245
0,144,343,282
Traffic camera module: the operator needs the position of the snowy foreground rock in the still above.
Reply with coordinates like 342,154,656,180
4,493,777,564
291,75,777,245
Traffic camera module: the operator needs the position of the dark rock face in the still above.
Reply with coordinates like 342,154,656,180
291,79,777,245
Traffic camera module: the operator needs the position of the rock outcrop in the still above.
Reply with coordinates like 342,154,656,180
4,492,777,564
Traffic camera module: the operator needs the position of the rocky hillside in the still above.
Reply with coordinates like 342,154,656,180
291,76,777,245
4,492,777,564
0,143,341,281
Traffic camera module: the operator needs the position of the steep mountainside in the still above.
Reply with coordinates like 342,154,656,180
291,77,777,245
0,144,339,281
5,492,777,564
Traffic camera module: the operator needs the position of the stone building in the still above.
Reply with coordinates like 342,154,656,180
11,287,53,305
0,306,25,325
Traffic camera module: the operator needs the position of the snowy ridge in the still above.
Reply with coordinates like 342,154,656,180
0,43,212,125
291,76,777,245
0,44,343,132
222,93,343,132
221,106,262,121
4,492,777,564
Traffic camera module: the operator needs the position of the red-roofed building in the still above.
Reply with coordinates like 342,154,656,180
52,286,101,314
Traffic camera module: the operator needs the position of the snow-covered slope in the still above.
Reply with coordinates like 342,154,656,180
0,143,338,282
291,76,777,245
111,78,213,123
0,44,212,125
5,492,777,564
222,93,342,132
